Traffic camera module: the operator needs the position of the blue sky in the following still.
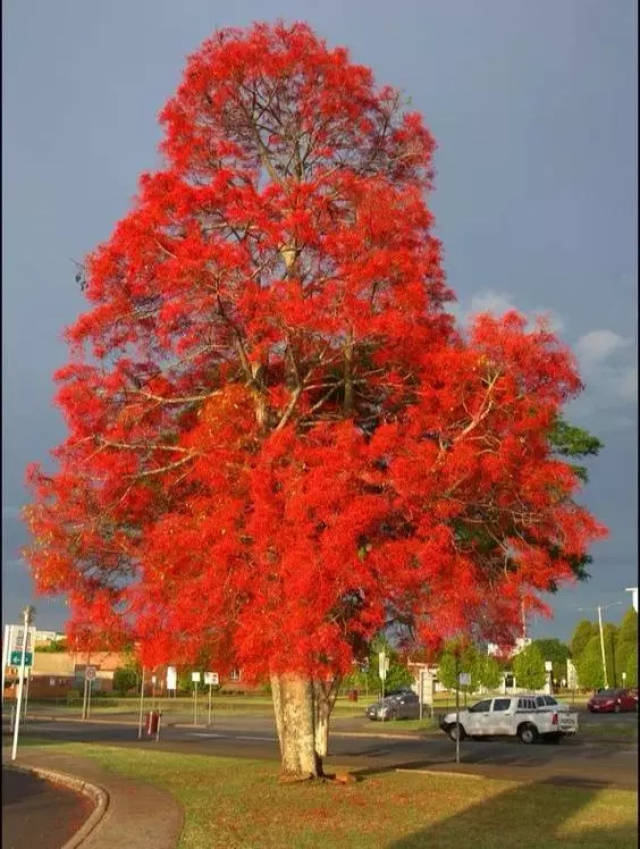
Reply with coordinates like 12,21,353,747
3,0,637,640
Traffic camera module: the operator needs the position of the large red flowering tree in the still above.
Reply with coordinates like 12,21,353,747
25,22,605,778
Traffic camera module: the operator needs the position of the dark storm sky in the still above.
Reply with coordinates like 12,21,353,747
3,0,637,639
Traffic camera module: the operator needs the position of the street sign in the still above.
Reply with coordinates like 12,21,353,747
544,661,553,672
204,672,219,686
166,666,177,690
191,672,201,683
10,651,32,667
6,625,35,657
458,672,471,687
85,666,96,681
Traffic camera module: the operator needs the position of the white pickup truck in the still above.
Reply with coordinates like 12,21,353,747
439,695,578,744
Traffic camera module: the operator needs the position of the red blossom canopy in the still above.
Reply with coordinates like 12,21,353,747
24,22,605,677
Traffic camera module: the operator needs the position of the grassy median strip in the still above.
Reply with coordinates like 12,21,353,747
17,741,637,849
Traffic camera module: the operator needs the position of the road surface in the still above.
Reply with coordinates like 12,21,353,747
5,712,637,789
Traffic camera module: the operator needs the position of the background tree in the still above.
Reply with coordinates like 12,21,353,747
570,619,598,663
512,643,546,690
344,634,413,697
529,638,570,685
622,645,638,687
601,623,619,687
575,635,606,691
112,665,139,696
475,654,503,691
615,608,638,687
436,641,480,694
36,639,68,653
23,21,605,781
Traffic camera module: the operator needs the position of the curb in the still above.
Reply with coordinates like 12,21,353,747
4,715,141,727
8,763,109,849
396,767,482,779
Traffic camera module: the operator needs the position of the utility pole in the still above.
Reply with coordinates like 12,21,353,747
11,605,35,761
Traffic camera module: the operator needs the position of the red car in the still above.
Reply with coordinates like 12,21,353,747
587,688,638,713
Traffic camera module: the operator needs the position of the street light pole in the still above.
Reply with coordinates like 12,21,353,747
597,605,608,689
578,600,622,690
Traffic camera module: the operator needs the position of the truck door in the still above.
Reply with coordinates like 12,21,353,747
465,698,492,734
490,697,513,734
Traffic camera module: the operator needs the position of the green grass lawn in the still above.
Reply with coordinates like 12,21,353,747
19,741,637,849
580,722,638,742
26,694,368,718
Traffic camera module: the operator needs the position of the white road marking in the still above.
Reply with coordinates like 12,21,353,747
235,735,275,742
188,732,225,738
186,732,275,741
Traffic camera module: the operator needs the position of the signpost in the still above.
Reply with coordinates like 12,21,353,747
11,606,35,761
85,666,96,719
151,674,157,711
137,667,146,740
204,672,219,725
192,672,201,725
23,668,31,722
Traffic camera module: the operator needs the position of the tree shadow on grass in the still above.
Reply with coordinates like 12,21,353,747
386,776,636,849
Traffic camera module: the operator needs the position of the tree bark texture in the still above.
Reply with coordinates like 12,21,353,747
270,673,320,779
313,676,341,759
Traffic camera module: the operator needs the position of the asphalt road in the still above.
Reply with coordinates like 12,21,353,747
2,766,92,849
6,713,637,790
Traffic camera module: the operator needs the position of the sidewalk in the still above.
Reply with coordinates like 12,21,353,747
3,746,183,849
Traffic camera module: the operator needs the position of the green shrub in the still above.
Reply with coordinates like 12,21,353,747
66,689,82,705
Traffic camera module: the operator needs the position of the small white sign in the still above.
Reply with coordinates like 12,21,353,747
85,666,96,681
151,675,157,685
191,672,201,683
204,672,219,686
166,666,177,690
544,661,553,672
458,672,471,687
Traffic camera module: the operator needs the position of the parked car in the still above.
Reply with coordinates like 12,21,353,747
439,695,578,744
365,690,420,721
587,688,638,713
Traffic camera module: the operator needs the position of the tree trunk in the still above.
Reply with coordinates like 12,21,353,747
313,676,341,760
270,673,320,779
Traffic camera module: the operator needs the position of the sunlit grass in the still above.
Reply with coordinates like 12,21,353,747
17,741,637,849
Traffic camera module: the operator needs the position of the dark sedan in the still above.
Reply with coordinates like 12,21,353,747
587,688,638,713
365,690,420,721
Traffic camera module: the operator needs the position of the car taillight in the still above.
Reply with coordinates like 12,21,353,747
552,712,558,726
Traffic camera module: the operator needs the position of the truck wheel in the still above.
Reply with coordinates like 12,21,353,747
448,723,466,742
518,723,538,744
